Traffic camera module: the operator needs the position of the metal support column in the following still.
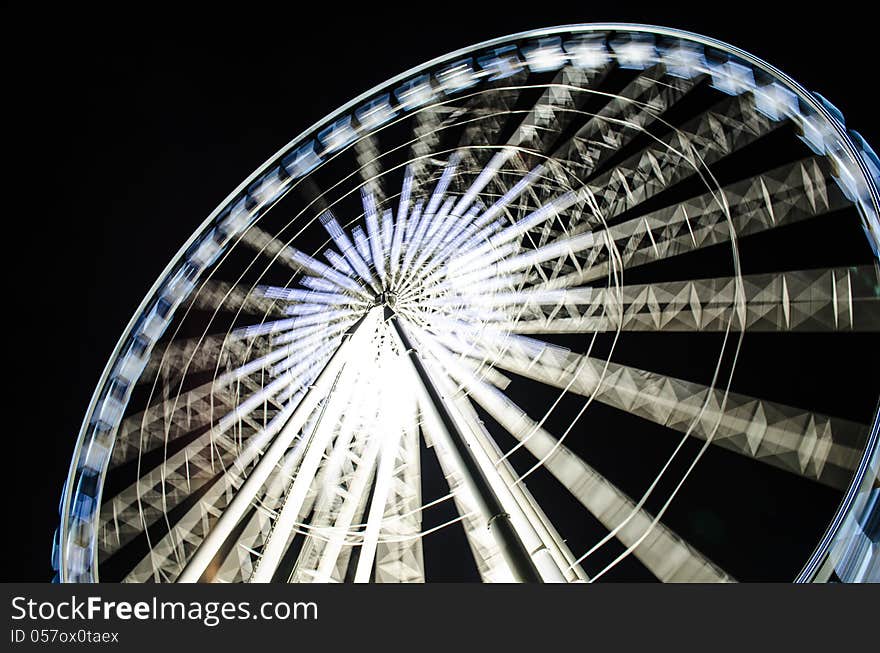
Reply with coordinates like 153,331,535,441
386,307,543,582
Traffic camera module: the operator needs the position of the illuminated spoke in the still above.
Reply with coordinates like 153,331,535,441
442,328,867,489
429,345,730,582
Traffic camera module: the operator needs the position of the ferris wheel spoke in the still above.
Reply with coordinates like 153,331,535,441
397,155,462,283
361,186,395,285
453,82,523,165
581,93,780,226
446,150,513,227
414,164,552,286
187,280,288,317
99,347,334,560
442,153,842,294
437,92,777,278
111,377,256,474
460,266,880,334
438,94,783,285
406,102,465,186
543,157,846,290
553,64,701,180
442,187,589,282
465,63,702,273
112,382,227,470
238,223,373,298
410,105,443,176
432,345,731,582
100,406,271,563
140,334,269,381
386,165,414,286
235,309,360,342
113,327,350,468
319,211,383,294
432,83,550,250
204,411,324,584
506,67,603,157
352,130,388,204
401,151,512,284
440,328,867,489
122,399,324,582
172,308,377,582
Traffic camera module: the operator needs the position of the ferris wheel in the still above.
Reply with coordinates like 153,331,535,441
55,24,880,583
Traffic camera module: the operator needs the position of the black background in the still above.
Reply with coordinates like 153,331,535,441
5,2,879,581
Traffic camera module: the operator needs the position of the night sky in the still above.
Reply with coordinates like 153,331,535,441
6,3,879,581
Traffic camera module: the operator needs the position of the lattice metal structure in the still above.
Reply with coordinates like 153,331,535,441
55,25,880,583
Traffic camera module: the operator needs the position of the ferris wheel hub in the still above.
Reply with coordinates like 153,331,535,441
378,290,398,311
